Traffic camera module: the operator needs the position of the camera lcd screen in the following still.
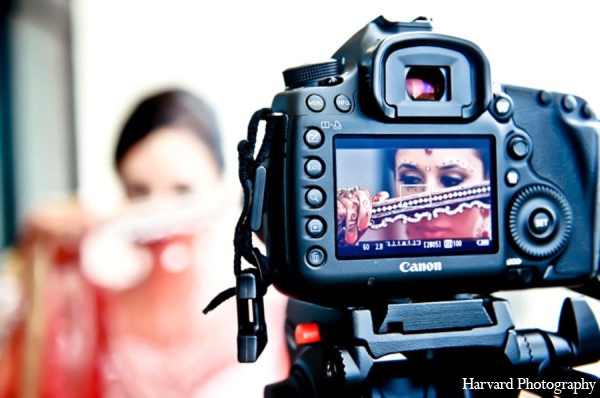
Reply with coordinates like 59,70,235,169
334,135,497,259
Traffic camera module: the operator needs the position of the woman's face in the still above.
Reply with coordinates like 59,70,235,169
108,127,224,279
118,126,222,203
82,127,224,289
394,148,488,240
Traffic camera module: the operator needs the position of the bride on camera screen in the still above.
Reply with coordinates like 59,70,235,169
337,145,492,246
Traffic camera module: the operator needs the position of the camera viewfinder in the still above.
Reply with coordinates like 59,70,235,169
405,66,448,101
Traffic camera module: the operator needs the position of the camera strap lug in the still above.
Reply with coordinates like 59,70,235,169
236,268,268,363
203,108,279,363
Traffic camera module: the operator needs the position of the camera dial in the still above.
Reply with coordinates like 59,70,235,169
283,59,343,89
508,184,572,259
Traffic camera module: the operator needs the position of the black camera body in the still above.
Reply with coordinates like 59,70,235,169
260,16,600,307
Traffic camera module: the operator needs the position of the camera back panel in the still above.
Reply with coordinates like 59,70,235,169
261,18,600,306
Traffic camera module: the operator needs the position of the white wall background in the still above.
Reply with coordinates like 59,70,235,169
71,0,600,374
72,0,600,210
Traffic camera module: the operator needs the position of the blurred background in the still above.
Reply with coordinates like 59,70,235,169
1,0,600,376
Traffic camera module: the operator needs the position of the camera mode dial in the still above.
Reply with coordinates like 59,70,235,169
283,59,343,89
508,185,572,259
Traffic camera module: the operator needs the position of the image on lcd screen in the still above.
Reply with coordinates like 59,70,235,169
335,136,496,259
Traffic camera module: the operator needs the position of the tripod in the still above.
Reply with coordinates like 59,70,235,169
264,296,600,397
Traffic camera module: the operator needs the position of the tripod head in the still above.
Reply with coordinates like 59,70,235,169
265,296,600,397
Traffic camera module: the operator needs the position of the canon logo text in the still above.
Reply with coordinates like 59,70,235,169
399,261,443,273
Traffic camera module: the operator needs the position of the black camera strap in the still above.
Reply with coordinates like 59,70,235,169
203,108,275,361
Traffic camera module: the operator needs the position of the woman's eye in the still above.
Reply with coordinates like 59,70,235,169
126,184,150,199
440,174,465,188
399,173,423,186
173,184,193,195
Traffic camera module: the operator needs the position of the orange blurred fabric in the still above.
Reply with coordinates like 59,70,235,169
0,243,289,398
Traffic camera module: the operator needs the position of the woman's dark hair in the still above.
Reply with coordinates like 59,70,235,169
114,89,224,174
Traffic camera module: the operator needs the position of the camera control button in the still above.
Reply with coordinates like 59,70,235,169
583,103,596,119
306,188,324,207
306,95,325,112
304,128,323,148
528,209,555,239
306,218,325,237
562,95,577,112
490,94,514,122
494,97,512,115
305,159,324,178
507,267,534,285
307,247,325,267
508,185,572,259
508,136,530,160
334,95,352,112
506,170,520,186
538,91,553,105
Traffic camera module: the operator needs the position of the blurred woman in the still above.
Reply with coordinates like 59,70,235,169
0,89,287,397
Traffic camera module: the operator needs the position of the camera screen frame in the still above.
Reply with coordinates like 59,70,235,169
333,134,499,260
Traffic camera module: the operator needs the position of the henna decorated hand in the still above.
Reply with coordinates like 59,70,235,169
336,187,389,245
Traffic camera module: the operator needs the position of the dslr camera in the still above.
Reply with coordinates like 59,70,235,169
229,16,600,397
254,16,599,305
